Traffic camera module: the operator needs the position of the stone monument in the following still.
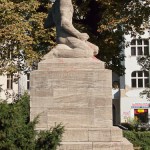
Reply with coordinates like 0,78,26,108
30,0,133,149
44,0,98,58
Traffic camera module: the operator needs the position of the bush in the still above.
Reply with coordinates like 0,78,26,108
36,124,64,150
123,131,150,150
0,93,64,150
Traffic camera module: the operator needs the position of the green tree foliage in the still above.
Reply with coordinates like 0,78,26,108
35,124,64,150
72,0,150,75
137,54,150,99
0,0,56,75
0,93,64,150
124,131,150,150
137,56,150,72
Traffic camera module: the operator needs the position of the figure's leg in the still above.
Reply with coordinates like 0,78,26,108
66,37,98,56
44,43,93,58
54,44,93,58
66,37,90,49
43,44,72,59
85,41,99,55
44,36,99,58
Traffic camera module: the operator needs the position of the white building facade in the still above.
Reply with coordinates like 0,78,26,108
0,73,30,102
113,29,150,125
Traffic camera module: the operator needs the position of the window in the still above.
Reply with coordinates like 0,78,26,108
131,39,149,56
131,71,149,88
7,74,13,89
27,73,30,90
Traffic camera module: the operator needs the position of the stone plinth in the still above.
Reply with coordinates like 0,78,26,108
30,58,133,150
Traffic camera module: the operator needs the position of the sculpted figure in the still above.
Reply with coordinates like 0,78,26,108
44,0,99,58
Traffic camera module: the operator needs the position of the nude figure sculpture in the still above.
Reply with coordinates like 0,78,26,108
44,0,99,58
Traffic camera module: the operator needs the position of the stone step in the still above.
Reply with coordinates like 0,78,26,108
62,127,123,142
38,58,105,70
57,138,133,150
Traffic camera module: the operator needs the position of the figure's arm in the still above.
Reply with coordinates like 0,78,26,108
61,17,80,37
61,17,89,41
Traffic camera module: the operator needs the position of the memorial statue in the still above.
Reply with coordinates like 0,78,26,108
44,0,99,58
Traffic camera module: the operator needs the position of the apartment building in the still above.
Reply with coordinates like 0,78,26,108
0,73,30,102
113,29,150,125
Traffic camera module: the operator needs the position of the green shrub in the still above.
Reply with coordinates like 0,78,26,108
0,93,64,150
35,124,64,150
123,131,150,150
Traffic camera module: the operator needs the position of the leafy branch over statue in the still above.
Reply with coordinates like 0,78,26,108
137,56,150,100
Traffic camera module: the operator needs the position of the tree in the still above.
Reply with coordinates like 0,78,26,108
0,93,64,150
124,131,150,149
0,0,56,75
137,56,150,99
72,0,150,75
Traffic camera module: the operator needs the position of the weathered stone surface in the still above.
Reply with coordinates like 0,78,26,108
57,142,93,150
30,58,133,149
61,127,123,142
38,58,104,70
93,139,133,150
57,139,133,150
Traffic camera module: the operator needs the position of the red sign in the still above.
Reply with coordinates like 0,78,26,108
134,109,148,114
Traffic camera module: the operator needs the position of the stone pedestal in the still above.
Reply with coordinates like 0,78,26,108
30,58,133,150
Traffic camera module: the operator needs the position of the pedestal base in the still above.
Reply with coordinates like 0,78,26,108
30,58,133,150
58,139,133,150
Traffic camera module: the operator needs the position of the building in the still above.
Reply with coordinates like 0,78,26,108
0,73,30,102
113,29,150,125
